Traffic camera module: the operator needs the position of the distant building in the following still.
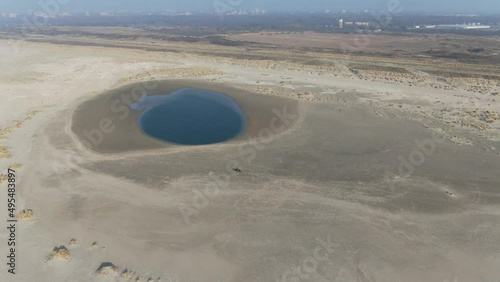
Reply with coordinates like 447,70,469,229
461,25,491,29
425,24,491,30
355,22,370,27
343,21,369,27
339,19,344,29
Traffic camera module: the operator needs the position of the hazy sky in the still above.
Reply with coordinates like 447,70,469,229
1,0,499,13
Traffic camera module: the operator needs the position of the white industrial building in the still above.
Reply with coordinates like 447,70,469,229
437,24,491,29
416,24,491,30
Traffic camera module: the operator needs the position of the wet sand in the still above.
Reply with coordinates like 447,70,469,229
63,100,500,282
71,80,301,154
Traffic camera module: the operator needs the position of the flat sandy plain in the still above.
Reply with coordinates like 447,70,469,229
0,30,499,282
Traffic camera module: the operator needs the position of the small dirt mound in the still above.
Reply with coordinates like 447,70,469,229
96,262,119,276
46,246,70,262
16,209,34,220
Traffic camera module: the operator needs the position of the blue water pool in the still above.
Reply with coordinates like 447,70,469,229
131,88,246,145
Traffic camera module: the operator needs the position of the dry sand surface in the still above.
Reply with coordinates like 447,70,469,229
0,38,499,282
232,31,500,56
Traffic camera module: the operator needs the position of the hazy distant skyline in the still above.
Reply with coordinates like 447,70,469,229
1,0,499,14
